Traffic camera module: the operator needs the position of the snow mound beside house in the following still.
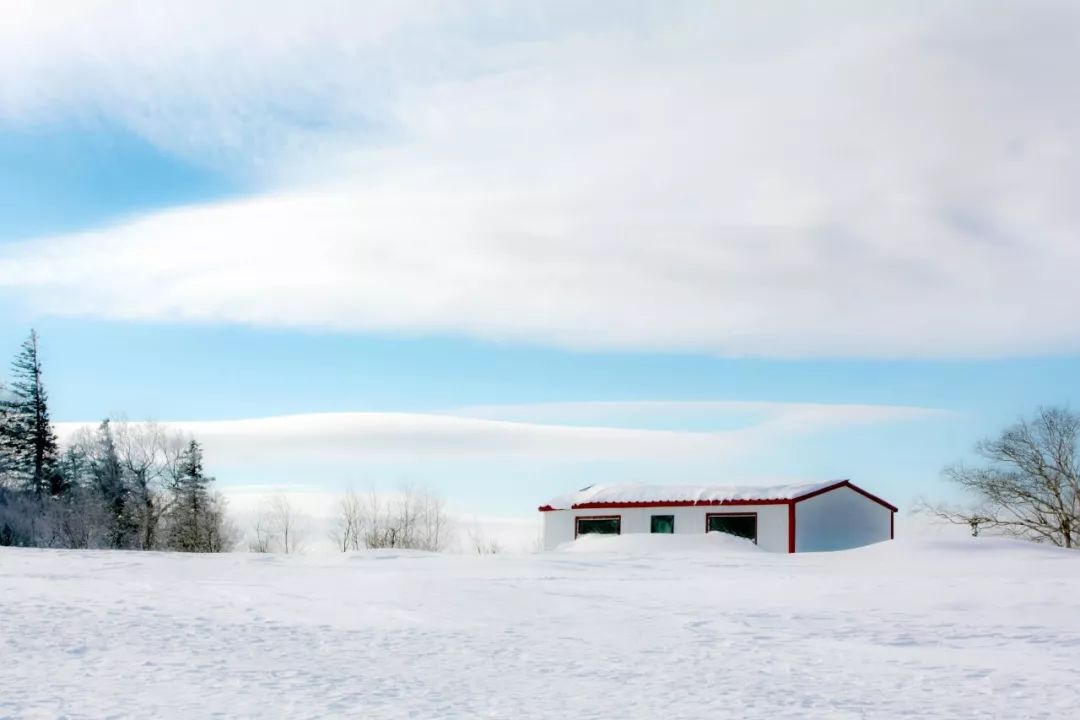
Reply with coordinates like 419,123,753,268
555,530,761,554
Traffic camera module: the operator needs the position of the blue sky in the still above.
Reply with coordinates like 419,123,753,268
1,1,1078,525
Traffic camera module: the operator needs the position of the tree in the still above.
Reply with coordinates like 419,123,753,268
91,419,137,549
202,491,239,553
465,519,502,555
112,419,187,550
925,407,1080,548
48,442,107,548
329,488,364,552
0,380,14,488
249,510,274,553
251,494,309,554
361,484,452,551
0,331,60,497
167,440,213,551
0,487,43,546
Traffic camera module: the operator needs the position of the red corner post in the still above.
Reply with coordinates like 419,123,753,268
787,501,796,553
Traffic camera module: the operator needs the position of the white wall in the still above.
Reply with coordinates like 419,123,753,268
794,485,892,552
542,510,576,552
542,504,790,553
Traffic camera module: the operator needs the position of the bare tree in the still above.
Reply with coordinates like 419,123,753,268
360,487,395,548
409,485,450,552
112,419,189,550
249,511,274,553
203,491,240,553
250,494,310,554
924,407,1080,548
361,483,452,551
465,518,502,555
329,488,364,552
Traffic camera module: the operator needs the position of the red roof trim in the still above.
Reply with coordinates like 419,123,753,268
567,498,789,510
792,480,899,513
539,480,898,513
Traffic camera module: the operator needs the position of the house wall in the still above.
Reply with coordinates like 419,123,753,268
794,485,892,552
542,504,791,553
541,510,576,551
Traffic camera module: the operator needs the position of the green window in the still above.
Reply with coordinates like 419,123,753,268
576,517,621,536
650,515,675,534
706,514,757,542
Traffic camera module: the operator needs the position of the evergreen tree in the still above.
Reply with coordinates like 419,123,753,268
58,444,92,491
92,419,135,548
169,440,212,551
51,444,102,548
0,379,12,486
0,331,59,497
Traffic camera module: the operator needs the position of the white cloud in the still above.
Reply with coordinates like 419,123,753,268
447,400,943,429
2,1,1079,356
53,401,939,465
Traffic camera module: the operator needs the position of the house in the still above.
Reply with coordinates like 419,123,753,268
538,480,897,553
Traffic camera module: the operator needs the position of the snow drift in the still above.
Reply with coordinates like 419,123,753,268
556,530,761,554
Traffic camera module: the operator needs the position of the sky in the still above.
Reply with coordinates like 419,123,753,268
0,1,1078,545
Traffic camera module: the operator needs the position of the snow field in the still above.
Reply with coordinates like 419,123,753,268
1,536,1078,719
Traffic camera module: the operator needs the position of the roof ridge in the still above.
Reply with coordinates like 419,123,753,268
540,479,896,513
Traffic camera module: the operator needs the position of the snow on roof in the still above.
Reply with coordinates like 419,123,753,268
542,480,845,510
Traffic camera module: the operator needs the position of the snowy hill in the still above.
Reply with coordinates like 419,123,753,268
2,538,1078,718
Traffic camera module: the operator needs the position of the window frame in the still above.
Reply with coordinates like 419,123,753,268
574,515,622,538
650,514,676,534
704,512,758,543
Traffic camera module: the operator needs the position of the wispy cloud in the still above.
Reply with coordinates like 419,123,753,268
448,400,944,430
2,1,1079,356
53,401,940,465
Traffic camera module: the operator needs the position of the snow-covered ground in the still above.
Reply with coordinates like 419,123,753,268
2,537,1077,719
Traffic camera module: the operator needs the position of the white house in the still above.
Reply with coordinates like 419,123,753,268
538,480,897,553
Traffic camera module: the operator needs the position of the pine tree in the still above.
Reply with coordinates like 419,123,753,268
0,379,13,486
170,440,212,551
1,331,59,497
92,419,134,548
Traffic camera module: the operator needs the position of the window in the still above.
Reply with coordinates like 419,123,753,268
650,515,675,534
706,513,757,542
576,516,621,537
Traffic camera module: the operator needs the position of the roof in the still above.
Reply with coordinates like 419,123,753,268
539,479,897,512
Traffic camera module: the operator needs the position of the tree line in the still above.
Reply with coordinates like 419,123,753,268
247,484,458,555
0,330,236,551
